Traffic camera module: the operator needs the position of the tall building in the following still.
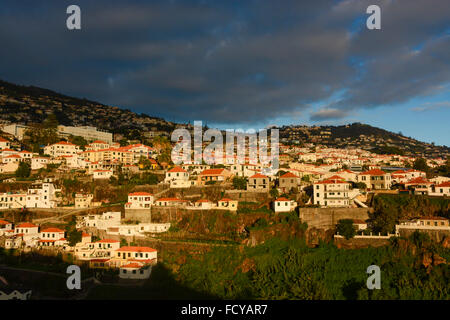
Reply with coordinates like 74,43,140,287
57,125,113,144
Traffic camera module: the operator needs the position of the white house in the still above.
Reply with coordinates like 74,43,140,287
0,193,27,209
77,211,121,230
0,137,10,149
272,197,297,213
428,181,450,197
125,192,154,209
217,198,238,211
44,141,80,157
313,175,352,207
26,182,58,208
113,246,158,267
31,157,49,170
75,193,94,208
92,169,113,180
0,219,13,236
119,263,152,280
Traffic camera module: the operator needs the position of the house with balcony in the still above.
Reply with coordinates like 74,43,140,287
357,169,392,190
313,175,352,207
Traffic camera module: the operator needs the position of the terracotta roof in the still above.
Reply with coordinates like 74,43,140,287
200,168,226,175
129,192,153,196
405,177,431,185
436,181,450,187
168,166,187,173
274,197,290,201
280,172,298,178
0,219,11,225
54,141,76,146
156,197,186,202
360,169,386,176
121,263,144,269
250,173,268,179
41,228,64,233
116,246,157,253
16,222,37,228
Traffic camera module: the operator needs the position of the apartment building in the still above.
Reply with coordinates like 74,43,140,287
57,125,113,144
44,141,80,157
357,169,392,190
75,193,94,208
313,175,352,207
125,192,154,209
247,173,270,190
26,182,58,208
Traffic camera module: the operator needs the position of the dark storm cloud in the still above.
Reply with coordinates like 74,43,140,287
0,0,448,124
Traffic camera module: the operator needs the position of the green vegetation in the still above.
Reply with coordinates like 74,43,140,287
336,219,356,239
15,161,31,178
370,194,450,233
174,237,449,300
232,176,247,190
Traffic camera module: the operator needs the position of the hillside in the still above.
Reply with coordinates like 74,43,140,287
0,79,177,134
280,123,449,158
0,79,448,158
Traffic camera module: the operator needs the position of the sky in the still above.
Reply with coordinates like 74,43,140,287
0,0,449,146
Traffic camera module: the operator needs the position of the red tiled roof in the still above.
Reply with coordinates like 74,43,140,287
116,246,157,253
274,197,290,201
121,263,145,269
168,166,187,173
250,173,268,179
54,141,75,146
405,177,431,185
156,197,186,202
280,172,298,178
360,169,386,176
200,168,226,175
0,219,11,225
41,228,64,233
16,222,37,228
129,192,153,196
436,181,450,187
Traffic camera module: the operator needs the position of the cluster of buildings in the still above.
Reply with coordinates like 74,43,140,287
0,211,161,280
0,179,60,209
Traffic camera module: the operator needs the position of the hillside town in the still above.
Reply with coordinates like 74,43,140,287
0,120,449,283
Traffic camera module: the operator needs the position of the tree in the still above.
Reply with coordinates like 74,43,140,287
232,176,247,190
336,219,356,239
270,187,279,199
15,161,31,178
413,158,429,173
355,182,367,190
69,135,88,150
67,229,82,246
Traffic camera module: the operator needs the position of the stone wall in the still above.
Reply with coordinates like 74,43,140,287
397,228,450,242
298,207,371,229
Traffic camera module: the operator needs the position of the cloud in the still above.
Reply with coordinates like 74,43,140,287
0,0,449,125
310,108,349,121
411,101,450,112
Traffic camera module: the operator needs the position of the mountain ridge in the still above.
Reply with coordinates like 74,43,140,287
0,79,448,158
